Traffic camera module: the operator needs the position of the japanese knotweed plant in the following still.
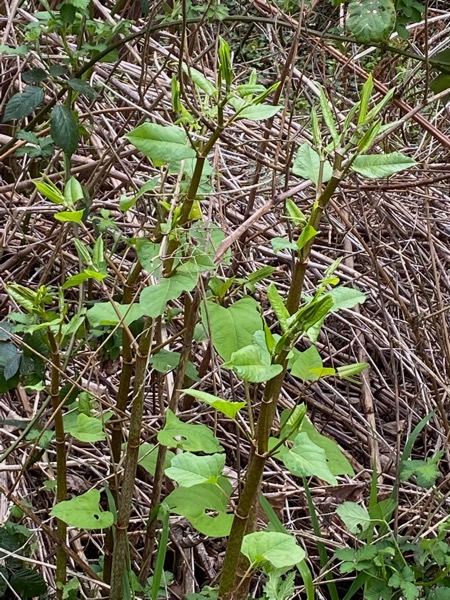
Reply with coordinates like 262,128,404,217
1,38,418,600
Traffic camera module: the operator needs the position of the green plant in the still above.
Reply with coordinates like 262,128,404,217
334,413,450,599
1,18,421,600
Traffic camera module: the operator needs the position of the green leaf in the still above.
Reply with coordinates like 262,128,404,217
86,301,146,326
235,104,282,121
51,104,79,157
292,144,333,185
430,74,450,95
241,531,305,569
125,123,196,163
347,0,396,43
300,418,354,476
388,567,419,600
150,349,198,381
267,283,289,331
289,345,324,381
224,344,283,383
3,86,44,121
51,489,114,529
22,68,48,84
182,63,217,97
400,453,443,488
35,180,65,204
202,297,263,361
68,78,99,99
358,74,374,125
165,453,225,487
271,237,298,252
336,501,371,534
138,442,174,476
181,389,245,419
64,177,84,207
140,271,198,318
54,210,84,223
297,225,318,251
352,152,416,179
165,478,233,537
279,432,337,485
0,44,29,56
317,84,339,145
158,410,222,454
119,178,158,211
66,414,106,443
10,569,47,597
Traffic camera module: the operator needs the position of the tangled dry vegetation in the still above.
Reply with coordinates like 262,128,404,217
1,0,450,598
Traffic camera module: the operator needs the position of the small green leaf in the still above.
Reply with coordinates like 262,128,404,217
51,104,79,157
358,74,374,125
22,68,48,84
271,237,298,252
68,78,99,99
66,414,106,443
218,37,233,92
336,362,369,381
347,0,396,43
289,346,323,381
400,453,443,488
241,531,305,569
51,489,114,529
158,410,223,454
125,123,196,163
3,86,44,121
165,453,225,487
336,501,371,534
34,180,65,204
150,349,198,381
267,283,289,331
64,177,84,207
54,210,84,223
280,432,337,485
234,104,282,121
318,84,339,145
297,225,318,251
292,144,332,185
351,152,416,179
181,389,245,419
10,569,47,597
182,63,217,97
138,442,174,476
300,417,354,476
224,344,283,383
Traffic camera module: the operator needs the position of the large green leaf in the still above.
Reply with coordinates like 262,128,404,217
181,389,245,419
292,144,332,185
158,410,222,454
300,418,354,476
165,478,233,537
241,531,305,569
202,297,263,361
224,344,283,383
3,86,44,121
86,301,146,326
347,0,396,43
352,153,416,179
140,271,198,318
165,453,225,487
279,432,337,485
51,104,79,157
125,123,196,163
51,489,114,529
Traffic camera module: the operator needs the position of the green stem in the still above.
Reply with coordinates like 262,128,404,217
48,330,67,600
109,317,154,600
103,261,142,584
139,290,201,583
